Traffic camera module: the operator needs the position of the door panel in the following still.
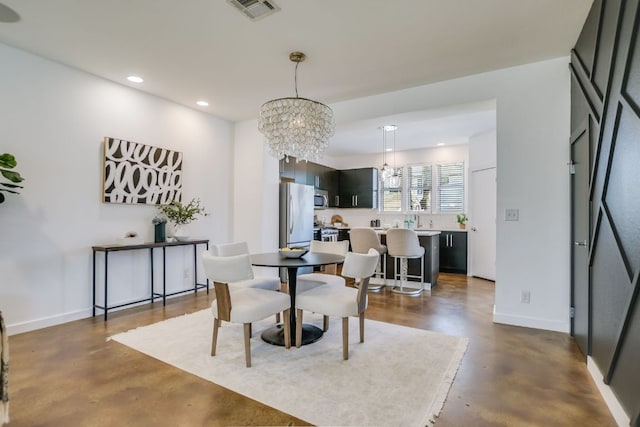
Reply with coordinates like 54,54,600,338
470,168,496,281
571,128,590,358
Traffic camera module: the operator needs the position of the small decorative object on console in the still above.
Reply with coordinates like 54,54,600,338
457,213,468,229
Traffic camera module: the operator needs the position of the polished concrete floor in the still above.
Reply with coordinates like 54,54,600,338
8,274,616,426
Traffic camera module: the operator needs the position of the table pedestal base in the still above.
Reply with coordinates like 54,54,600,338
261,323,323,347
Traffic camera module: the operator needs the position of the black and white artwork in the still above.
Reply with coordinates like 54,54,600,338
102,137,183,205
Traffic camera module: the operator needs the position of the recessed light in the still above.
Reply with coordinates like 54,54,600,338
437,142,446,146
386,148,393,152
127,75,144,83
383,125,397,131
196,101,209,107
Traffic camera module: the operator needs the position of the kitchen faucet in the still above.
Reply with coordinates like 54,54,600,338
414,214,421,228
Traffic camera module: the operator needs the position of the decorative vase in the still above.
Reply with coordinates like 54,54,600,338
459,223,466,230
173,225,189,241
154,222,166,243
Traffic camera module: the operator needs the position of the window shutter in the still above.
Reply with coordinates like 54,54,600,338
437,162,464,212
407,164,432,212
382,168,403,212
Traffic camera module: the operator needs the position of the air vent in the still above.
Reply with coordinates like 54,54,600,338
227,0,280,21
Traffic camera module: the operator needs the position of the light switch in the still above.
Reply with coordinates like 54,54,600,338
505,209,519,221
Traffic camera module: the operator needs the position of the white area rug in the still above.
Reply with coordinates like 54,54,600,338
110,309,468,426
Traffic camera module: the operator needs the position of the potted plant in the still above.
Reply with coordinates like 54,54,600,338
0,153,25,204
456,213,468,229
156,198,207,240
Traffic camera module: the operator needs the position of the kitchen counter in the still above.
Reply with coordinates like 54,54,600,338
373,228,441,236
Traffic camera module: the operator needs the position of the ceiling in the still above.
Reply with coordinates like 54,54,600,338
0,0,592,155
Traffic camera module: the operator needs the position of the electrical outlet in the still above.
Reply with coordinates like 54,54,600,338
521,290,531,304
505,209,519,221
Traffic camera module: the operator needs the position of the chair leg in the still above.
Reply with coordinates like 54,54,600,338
243,323,252,368
342,317,349,360
283,309,291,349
276,312,281,323
211,318,220,356
295,309,303,348
359,312,365,343
323,315,329,332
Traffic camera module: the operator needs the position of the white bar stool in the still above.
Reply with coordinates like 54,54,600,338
349,228,387,291
385,228,425,295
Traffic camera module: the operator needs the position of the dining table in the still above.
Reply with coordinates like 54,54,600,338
250,252,345,346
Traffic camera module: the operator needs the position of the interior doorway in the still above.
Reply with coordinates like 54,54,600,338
470,167,496,280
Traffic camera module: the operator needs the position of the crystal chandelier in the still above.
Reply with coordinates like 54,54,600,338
258,52,335,162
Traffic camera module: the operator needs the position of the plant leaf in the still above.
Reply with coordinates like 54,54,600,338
0,153,17,169
1,169,24,183
0,188,20,195
1,182,23,189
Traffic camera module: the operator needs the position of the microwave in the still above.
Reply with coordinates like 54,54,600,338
314,189,329,209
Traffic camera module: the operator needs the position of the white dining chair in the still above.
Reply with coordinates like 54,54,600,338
295,249,379,360
296,240,349,292
212,242,281,291
201,252,291,367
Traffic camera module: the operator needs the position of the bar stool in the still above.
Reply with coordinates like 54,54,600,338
349,228,387,291
385,228,425,295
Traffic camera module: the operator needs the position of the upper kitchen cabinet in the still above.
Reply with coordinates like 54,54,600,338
337,168,378,208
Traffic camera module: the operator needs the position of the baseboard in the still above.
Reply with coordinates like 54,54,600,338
587,357,630,426
7,308,92,336
492,306,569,333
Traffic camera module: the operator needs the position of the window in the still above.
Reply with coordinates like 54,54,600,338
407,164,432,212
381,168,403,212
437,162,464,212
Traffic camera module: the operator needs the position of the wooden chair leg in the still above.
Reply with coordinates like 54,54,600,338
359,312,365,343
243,323,252,368
342,317,349,360
296,309,303,348
276,312,281,323
211,318,220,356
283,309,291,349
323,315,329,332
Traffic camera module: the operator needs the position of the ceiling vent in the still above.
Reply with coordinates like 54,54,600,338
227,0,280,21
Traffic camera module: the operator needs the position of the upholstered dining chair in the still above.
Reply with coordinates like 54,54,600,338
296,240,349,331
295,249,380,360
296,240,350,292
201,252,291,367
349,227,388,291
212,242,281,291
385,229,425,295
213,241,282,323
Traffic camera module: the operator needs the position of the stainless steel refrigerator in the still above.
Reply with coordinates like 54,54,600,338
279,182,314,279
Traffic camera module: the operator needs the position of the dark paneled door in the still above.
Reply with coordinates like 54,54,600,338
571,125,591,358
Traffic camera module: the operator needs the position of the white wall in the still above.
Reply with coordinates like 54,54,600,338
0,43,234,334
239,57,571,333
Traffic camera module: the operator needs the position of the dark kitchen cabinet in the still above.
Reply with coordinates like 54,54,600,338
439,231,467,274
337,168,378,208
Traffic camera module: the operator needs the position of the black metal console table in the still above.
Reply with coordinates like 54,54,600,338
92,239,209,320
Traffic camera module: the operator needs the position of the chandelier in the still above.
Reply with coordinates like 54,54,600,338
258,52,335,162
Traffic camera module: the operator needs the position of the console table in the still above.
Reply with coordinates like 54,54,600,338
92,239,209,320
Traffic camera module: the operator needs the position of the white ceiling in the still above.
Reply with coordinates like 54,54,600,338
0,0,591,155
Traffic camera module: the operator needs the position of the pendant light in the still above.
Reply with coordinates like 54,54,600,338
381,126,393,180
258,52,335,162
387,125,401,188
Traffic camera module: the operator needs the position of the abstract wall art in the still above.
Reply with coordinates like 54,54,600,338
102,137,183,205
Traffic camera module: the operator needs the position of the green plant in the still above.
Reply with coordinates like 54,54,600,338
456,213,468,225
157,198,207,226
0,153,25,204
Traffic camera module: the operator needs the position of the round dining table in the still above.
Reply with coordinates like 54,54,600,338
251,252,345,346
